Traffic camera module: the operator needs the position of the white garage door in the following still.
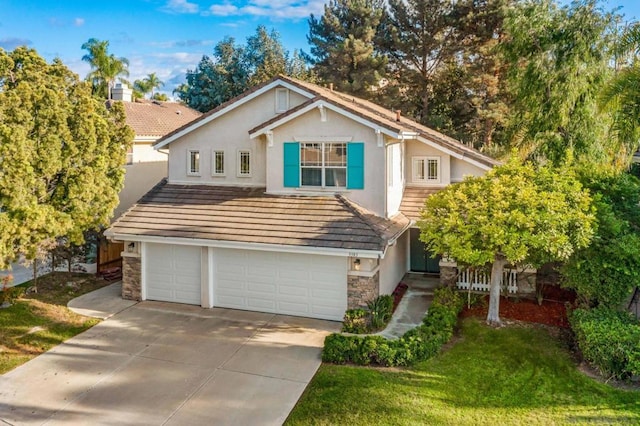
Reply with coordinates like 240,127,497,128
145,243,201,305
213,249,347,321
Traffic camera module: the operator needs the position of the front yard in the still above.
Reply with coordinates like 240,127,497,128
0,272,108,374
286,318,640,425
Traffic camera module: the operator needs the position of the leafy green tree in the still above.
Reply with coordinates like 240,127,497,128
500,0,616,166
246,25,288,86
133,78,152,99
143,72,164,98
81,38,130,99
151,92,168,101
0,47,134,268
419,159,595,325
563,170,640,308
307,0,387,98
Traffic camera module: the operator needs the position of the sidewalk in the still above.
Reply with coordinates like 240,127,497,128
377,274,440,339
67,281,137,319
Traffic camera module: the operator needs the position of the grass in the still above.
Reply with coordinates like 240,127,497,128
0,272,107,374
286,318,640,425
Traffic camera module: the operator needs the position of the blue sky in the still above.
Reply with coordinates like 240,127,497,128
0,0,638,97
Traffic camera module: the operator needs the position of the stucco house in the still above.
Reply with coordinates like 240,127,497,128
105,75,498,321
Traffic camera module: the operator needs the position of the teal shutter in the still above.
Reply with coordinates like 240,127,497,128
283,142,300,187
347,142,364,189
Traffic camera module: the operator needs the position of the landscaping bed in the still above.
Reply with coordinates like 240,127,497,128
0,272,109,374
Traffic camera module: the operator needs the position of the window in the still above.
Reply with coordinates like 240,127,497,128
187,150,200,176
275,88,289,113
412,156,440,183
238,150,251,177
301,142,347,187
212,150,225,176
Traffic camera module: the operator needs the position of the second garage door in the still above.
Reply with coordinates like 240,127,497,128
145,243,201,305
213,249,347,321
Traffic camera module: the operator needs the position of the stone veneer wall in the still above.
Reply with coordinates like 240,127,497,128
347,271,380,309
440,264,457,287
122,256,142,301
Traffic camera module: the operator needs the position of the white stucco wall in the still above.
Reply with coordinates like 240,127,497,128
450,158,486,182
386,142,404,217
265,107,387,216
115,161,167,220
166,87,310,186
379,230,409,295
404,140,451,186
132,140,167,163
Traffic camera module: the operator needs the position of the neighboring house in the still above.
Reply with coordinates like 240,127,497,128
105,76,498,321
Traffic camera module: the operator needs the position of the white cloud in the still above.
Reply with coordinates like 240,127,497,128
205,1,324,19
162,0,199,14
74,17,85,26
208,3,239,16
148,39,215,49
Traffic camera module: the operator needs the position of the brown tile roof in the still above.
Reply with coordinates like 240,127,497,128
107,180,410,252
400,187,441,222
108,100,202,137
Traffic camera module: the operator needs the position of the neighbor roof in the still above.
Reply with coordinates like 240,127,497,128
109,99,202,138
106,180,410,253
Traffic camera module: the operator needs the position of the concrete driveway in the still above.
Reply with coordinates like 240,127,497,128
0,302,339,425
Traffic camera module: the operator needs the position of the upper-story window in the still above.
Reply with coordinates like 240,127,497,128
212,150,225,176
301,142,346,187
187,149,200,176
412,156,440,183
275,88,289,113
238,150,251,177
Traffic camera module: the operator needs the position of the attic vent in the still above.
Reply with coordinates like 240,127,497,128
395,110,401,122
176,110,182,115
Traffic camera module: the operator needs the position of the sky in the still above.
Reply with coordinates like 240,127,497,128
0,0,639,98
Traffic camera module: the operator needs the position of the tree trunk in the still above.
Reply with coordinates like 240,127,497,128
486,254,507,327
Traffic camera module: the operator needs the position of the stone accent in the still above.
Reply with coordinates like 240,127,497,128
440,265,457,288
347,271,379,309
516,269,537,296
122,256,142,301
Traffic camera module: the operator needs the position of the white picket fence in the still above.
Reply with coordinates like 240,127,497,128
456,268,518,294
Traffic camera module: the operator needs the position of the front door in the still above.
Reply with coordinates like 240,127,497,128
410,228,441,274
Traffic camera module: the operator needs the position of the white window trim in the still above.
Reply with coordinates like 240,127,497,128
387,145,394,187
300,142,347,189
412,156,440,184
212,150,225,176
237,149,252,177
187,149,201,176
275,88,289,113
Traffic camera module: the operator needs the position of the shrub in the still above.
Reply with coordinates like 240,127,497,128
323,286,464,367
342,308,369,333
367,295,393,330
570,307,640,380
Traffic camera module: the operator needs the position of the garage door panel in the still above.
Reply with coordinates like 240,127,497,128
278,285,308,297
247,281,277,293
145,244,201,306
247,298,276,311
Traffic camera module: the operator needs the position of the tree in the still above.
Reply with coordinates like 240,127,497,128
133,78,152,99
81,38,130,99
143,72,164,98
0,47,134,268
246,25,288,86
419,159,595,325
500,0,616,166
307,0,387,98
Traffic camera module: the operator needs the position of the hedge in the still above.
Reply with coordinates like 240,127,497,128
570,307,640,380
323,287,463,367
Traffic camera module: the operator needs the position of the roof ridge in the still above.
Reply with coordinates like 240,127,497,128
335,195,388,242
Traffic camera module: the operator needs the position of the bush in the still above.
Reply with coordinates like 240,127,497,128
342,308,369,333
570,307,640,380
324,286,463,367
368,295,393,330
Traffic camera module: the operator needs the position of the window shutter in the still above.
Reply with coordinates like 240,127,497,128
347,142,364,189
283,142,300,187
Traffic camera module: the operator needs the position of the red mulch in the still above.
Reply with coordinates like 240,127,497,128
392,282,409,313
460,286,577,328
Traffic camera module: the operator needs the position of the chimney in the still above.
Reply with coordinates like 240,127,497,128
395,110,401,122
329,83,334,91
112,83,132,102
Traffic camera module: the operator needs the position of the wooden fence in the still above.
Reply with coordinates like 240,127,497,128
456,268,518,294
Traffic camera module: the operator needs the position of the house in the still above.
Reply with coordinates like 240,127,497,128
105,75,498,321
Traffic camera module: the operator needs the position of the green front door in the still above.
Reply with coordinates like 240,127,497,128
410,228,441,273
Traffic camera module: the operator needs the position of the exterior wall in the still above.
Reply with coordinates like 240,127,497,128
115,161,167,220
386,141,404,217
348,271,380,309
122,255,141,301
132,140,167,163
405,139,451,186
266,108,387,216
167,87,310,186
450,158,485,182
379,230,409,295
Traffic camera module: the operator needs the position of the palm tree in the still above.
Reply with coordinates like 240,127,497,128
599,23,640,161
143,73,164,98
81,38,130,99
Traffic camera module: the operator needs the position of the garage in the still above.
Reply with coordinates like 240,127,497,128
213,248,347,321
145,243,202,305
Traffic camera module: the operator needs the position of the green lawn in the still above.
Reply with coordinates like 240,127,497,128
287,319,640,425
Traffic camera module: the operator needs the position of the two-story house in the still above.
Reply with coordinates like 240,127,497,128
105,76,498,321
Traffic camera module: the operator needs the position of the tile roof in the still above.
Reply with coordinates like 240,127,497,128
107,180,410,252
399,187,442,223
108,100,202,138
